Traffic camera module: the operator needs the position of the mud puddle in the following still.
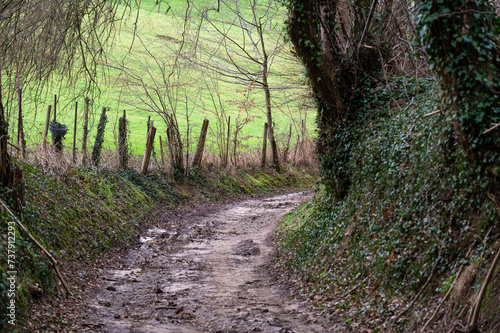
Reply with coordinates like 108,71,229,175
79,192,334,333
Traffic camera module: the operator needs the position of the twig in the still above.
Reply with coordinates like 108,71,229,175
7,141,20,151
467,246,500,332
392,253,439,323
424,110,441,117
482,123,500,135
392,234,447,327
420,246,474,332
357,0,378,52
0,199,72,296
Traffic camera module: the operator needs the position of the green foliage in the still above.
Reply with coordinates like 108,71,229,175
276,82,499,330
416,0,500,170
319,76,423,199
10,0,314,154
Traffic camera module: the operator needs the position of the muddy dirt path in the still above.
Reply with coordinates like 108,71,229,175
80,192,334,333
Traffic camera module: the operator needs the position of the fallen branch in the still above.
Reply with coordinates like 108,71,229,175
0,199,72,296
420,246,474,333
391,235,448,328
392,252,439,323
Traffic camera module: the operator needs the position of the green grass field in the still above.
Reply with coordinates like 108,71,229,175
7,0,315,156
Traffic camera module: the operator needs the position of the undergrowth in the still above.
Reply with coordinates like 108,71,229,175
276,79,499,331
0,161,317,330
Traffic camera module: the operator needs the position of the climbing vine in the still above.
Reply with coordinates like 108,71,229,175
91,107,108,167
417,0,500,209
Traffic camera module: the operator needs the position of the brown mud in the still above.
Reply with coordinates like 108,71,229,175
75,192,340,333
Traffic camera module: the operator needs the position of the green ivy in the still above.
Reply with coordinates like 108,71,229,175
416,0,500,172
276,82,498,330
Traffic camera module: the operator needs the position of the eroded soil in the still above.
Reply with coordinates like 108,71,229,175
77,192,336,333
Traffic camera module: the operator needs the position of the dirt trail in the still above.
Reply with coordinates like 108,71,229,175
80,192,335,333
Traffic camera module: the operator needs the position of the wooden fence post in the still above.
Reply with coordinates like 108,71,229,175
16,85,26,158
224,116,230,167
141,121,156,174
72,102,78,164
283,123,292,163
192,119,209,167
43,105,51,149
159,135,165,167
261,123,268,167
53,94,57,122
118,110,128,169
166,128,174,169
82,97,89,165
91,107,107,167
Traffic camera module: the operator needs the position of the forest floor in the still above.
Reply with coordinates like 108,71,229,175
33,191,347,333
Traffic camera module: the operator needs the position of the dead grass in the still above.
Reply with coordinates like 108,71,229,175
20,137,318,176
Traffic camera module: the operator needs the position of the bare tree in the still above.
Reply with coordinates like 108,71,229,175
193,0,294,171
0,0,122,95
116,2,200,176
0,0,123,208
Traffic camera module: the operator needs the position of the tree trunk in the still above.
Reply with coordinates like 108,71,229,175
224,116,231,167
72,102,78,164
193,119,209,167
91,107,107,167
159,136,165,168
261,123,268,167
259,24,280,171
0,78,24,211
16,85,26,159
418,0,500,212
286,0,386,197
166,125,184,177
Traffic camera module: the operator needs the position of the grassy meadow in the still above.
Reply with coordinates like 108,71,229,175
5,0,315,157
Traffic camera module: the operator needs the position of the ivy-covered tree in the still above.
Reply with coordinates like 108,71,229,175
285,0,410,198
417,0,500,213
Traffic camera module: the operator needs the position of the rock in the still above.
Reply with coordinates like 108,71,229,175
27,283,43,299
98,300,111,307
233,239,260,256
106,286,116,291
179,312,196,320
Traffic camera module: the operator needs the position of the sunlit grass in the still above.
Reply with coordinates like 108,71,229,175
9,0,315,156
